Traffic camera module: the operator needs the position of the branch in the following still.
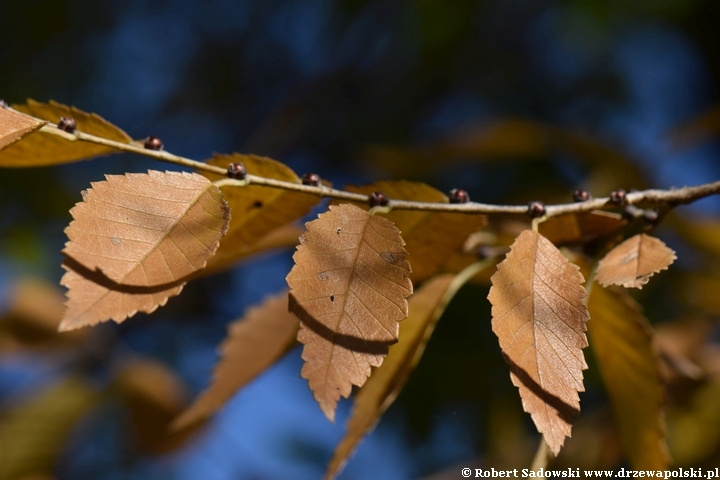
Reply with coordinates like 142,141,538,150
37,121,720,218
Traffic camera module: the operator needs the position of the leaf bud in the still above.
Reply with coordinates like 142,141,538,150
369,191,389,208
642,209,659,225
621,205,640,221
57,116,77,134
144,136,164,151
226,162,247,180
527,200,546,218
301,173,321,186
609,189,627,205
449,188,469,204
572,189,591,202
0,100,8,109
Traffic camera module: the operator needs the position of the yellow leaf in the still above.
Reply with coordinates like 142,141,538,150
0,106,45,151
60,170,230,330
172,292,299,430
0,378,99,479
488,230,589,455
343,180,487,282
286,204,413,421
326,274,455,479
596,234,676,289
588,287,670,469
539,211,625,245
0,100,131,167
201,154,319,274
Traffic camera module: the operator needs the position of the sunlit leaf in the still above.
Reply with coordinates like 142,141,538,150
596,234,676,289
326,274,454,479
286,204,413,421
0,106,45,151
173,292,299,430
0,100,131,167
488,230,589,455
59,170,230,331
201,153,319,274
344,180,487,282
588,287,669,469
0,378,100,479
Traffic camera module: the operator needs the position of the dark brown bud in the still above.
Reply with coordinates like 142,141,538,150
609,189,627,205
301,173,321,186
144,136,164,151
57,116,77,134
449,188,469,204
642,209,659,225
527,200,546,218
227,162,247,180
369,191,389,208
573,189,591,202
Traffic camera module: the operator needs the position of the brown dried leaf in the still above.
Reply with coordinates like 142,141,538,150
488,230,589,455
596,234,676,289
286,204,413,421
172,292,300,430
539,211,625,245
59,170,230,331
0,378,100,479
326,274,455,479
114,359,200,454
343,180,487,282
588,287,669,469
0,100,131,167
201,154,319,274
0,106,45,151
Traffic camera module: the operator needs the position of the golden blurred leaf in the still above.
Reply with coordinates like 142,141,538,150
0,100,131,167
674,217,720,258
0,378,100,479
286,204,413,421
326,274,455,479
667,379,720,466
343,180,487,282
667,104,720,150
0,106,45,151
60,170,230,331
588,287,669,469
201,154,319,274
488,230,589,455
596,234,676,289
114,359,201,455
173,292,299,430
539,211,625,245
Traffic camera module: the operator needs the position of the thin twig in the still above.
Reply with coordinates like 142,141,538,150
36,122,720,218
530,439,553,476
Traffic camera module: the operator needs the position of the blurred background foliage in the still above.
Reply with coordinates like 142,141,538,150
1,0,720,478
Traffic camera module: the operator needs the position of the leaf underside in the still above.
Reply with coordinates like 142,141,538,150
343,180,487,283
588,287,670,469
326,274,454,479
0,99,131,167
488,230,589,455
60,170,230,331
172,292,300,430
596,233,676,289
201,153,319,274
286,203,413,422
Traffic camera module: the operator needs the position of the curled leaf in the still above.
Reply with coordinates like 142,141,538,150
0,100,131,167
588,287,669,469
201,154,319,274
286,204,413,421
488,230,589,455
60,170,230,331
173,292,299,430
326,274,455,479
596,234,676,289
0,106,45,151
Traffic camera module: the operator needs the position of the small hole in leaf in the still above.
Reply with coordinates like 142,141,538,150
330,295,335,302
336,228,341,234
252,200,263,208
